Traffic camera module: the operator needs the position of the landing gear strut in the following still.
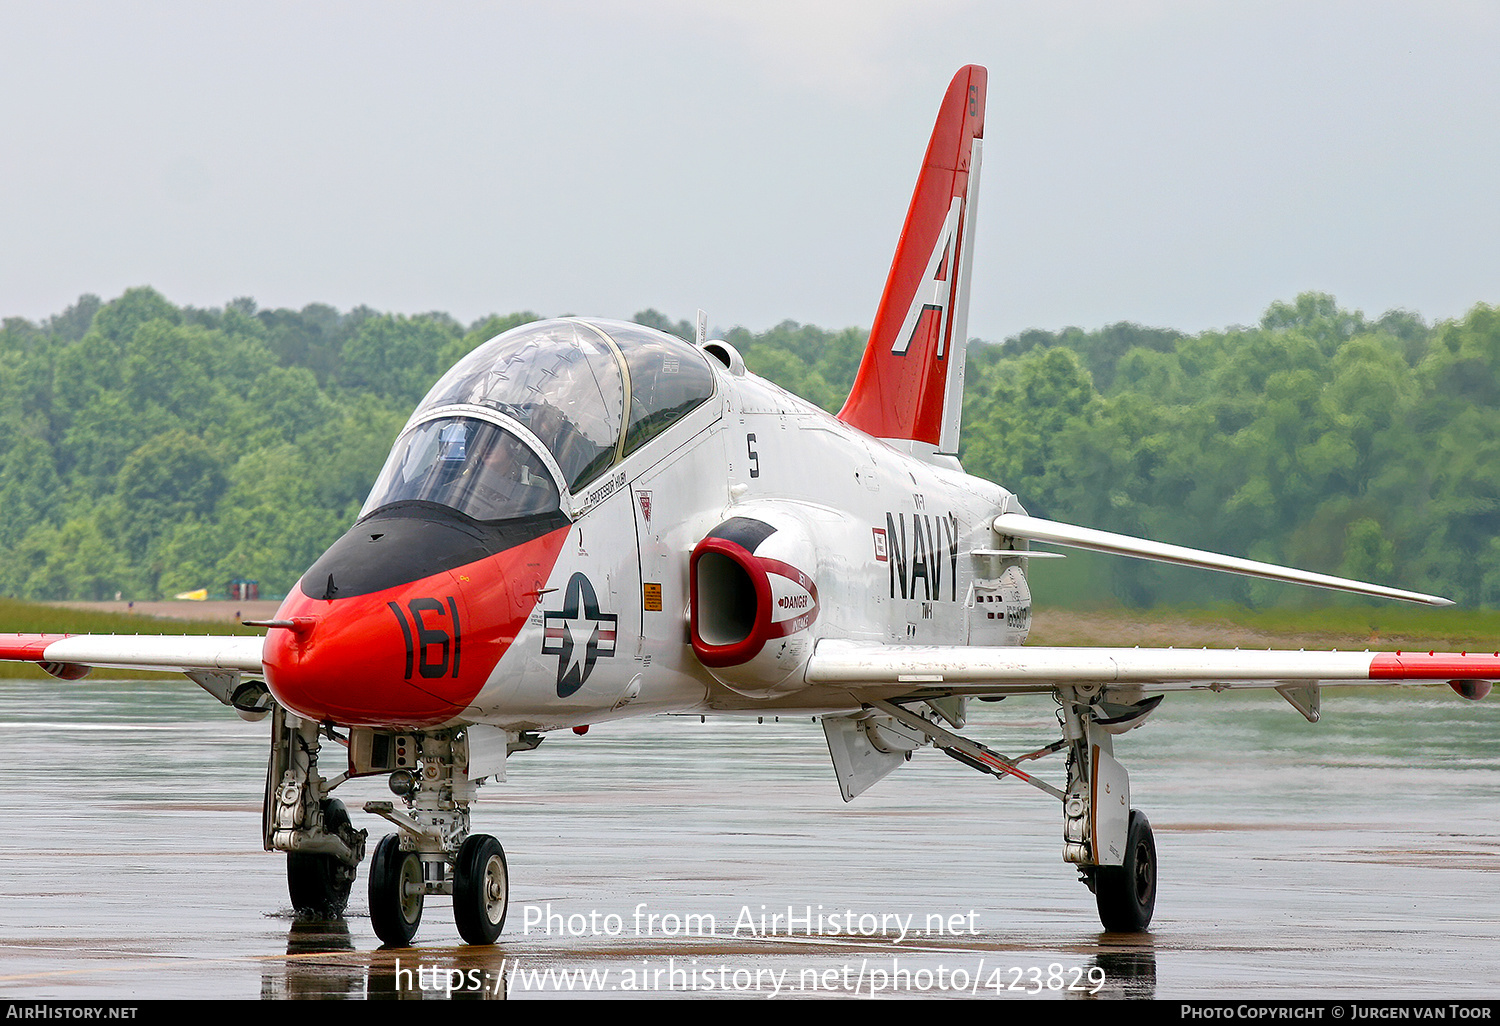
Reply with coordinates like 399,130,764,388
265,707,367,918
864,689,1160,933
1059,686,1156,932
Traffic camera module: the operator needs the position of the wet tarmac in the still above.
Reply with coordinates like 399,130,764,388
0,678,1496,1000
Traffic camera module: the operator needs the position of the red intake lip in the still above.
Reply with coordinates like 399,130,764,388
690,535,818,668
264,526,569,727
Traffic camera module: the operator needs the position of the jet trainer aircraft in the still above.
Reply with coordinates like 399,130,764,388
3,66,1495,946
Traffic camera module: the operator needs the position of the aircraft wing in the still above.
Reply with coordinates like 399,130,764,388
805,639,1500,696
0,633,265,678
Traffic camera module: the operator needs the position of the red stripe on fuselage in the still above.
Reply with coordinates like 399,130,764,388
263,525,570,727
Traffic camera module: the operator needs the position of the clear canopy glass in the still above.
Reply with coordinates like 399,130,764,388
363,320,717,522
414,319,716,493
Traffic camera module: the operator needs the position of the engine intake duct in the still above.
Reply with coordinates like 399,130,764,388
690,514,819,697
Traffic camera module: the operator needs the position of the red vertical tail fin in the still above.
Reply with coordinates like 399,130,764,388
838,65,985,459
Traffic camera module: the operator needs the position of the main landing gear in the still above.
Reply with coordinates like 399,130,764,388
1087,809,1156,933
264,709,513,945
864,687,1161,933
285,798,361,917
265,709,367,919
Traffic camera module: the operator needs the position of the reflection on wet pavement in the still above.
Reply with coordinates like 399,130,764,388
1,680,1496,999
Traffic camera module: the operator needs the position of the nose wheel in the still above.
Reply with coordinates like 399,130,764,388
369,833,425,947
367,832,510,946
453,834,510,944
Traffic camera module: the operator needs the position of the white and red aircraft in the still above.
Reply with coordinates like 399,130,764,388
2,65,1494,946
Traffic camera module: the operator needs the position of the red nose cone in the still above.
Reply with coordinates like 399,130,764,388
264,585,472,727
263,527,569,727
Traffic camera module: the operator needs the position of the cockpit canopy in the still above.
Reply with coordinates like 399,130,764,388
361,319,717,522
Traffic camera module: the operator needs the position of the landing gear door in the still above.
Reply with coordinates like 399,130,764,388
1090,746,1130,866
821,712,913,802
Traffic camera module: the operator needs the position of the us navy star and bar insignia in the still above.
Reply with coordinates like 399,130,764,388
541,572,617,696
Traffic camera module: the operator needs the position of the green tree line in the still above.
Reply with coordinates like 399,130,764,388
1,288,1496,607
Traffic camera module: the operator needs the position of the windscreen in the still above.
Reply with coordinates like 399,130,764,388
361,417,561,522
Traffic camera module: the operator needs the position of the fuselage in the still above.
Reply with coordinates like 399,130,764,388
262,318,1029,733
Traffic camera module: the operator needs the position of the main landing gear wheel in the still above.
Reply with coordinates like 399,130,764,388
286,799,357,918
453,834,509,945
1094,809,1156,932
369,833,424,946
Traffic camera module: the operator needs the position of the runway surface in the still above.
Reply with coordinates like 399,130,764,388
1,677,1496,1000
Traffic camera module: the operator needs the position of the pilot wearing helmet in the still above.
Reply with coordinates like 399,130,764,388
462,429,550,519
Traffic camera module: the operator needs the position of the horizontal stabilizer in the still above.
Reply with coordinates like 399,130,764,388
993,513,1453,607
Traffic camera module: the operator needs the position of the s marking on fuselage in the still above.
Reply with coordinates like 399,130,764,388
541,573,618,697
885,511,960,602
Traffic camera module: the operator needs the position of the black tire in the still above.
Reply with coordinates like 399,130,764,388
369,833,424,946
1095,809,1157,932
453,834,509,945
286,799,356,918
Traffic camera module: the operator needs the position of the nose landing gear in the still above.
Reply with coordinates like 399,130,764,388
453,834,510,944
365,829,511,947
368,833,425,946
265,710,512,946
363,728,510,947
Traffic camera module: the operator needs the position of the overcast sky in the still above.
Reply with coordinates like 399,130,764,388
3,1,1497,342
